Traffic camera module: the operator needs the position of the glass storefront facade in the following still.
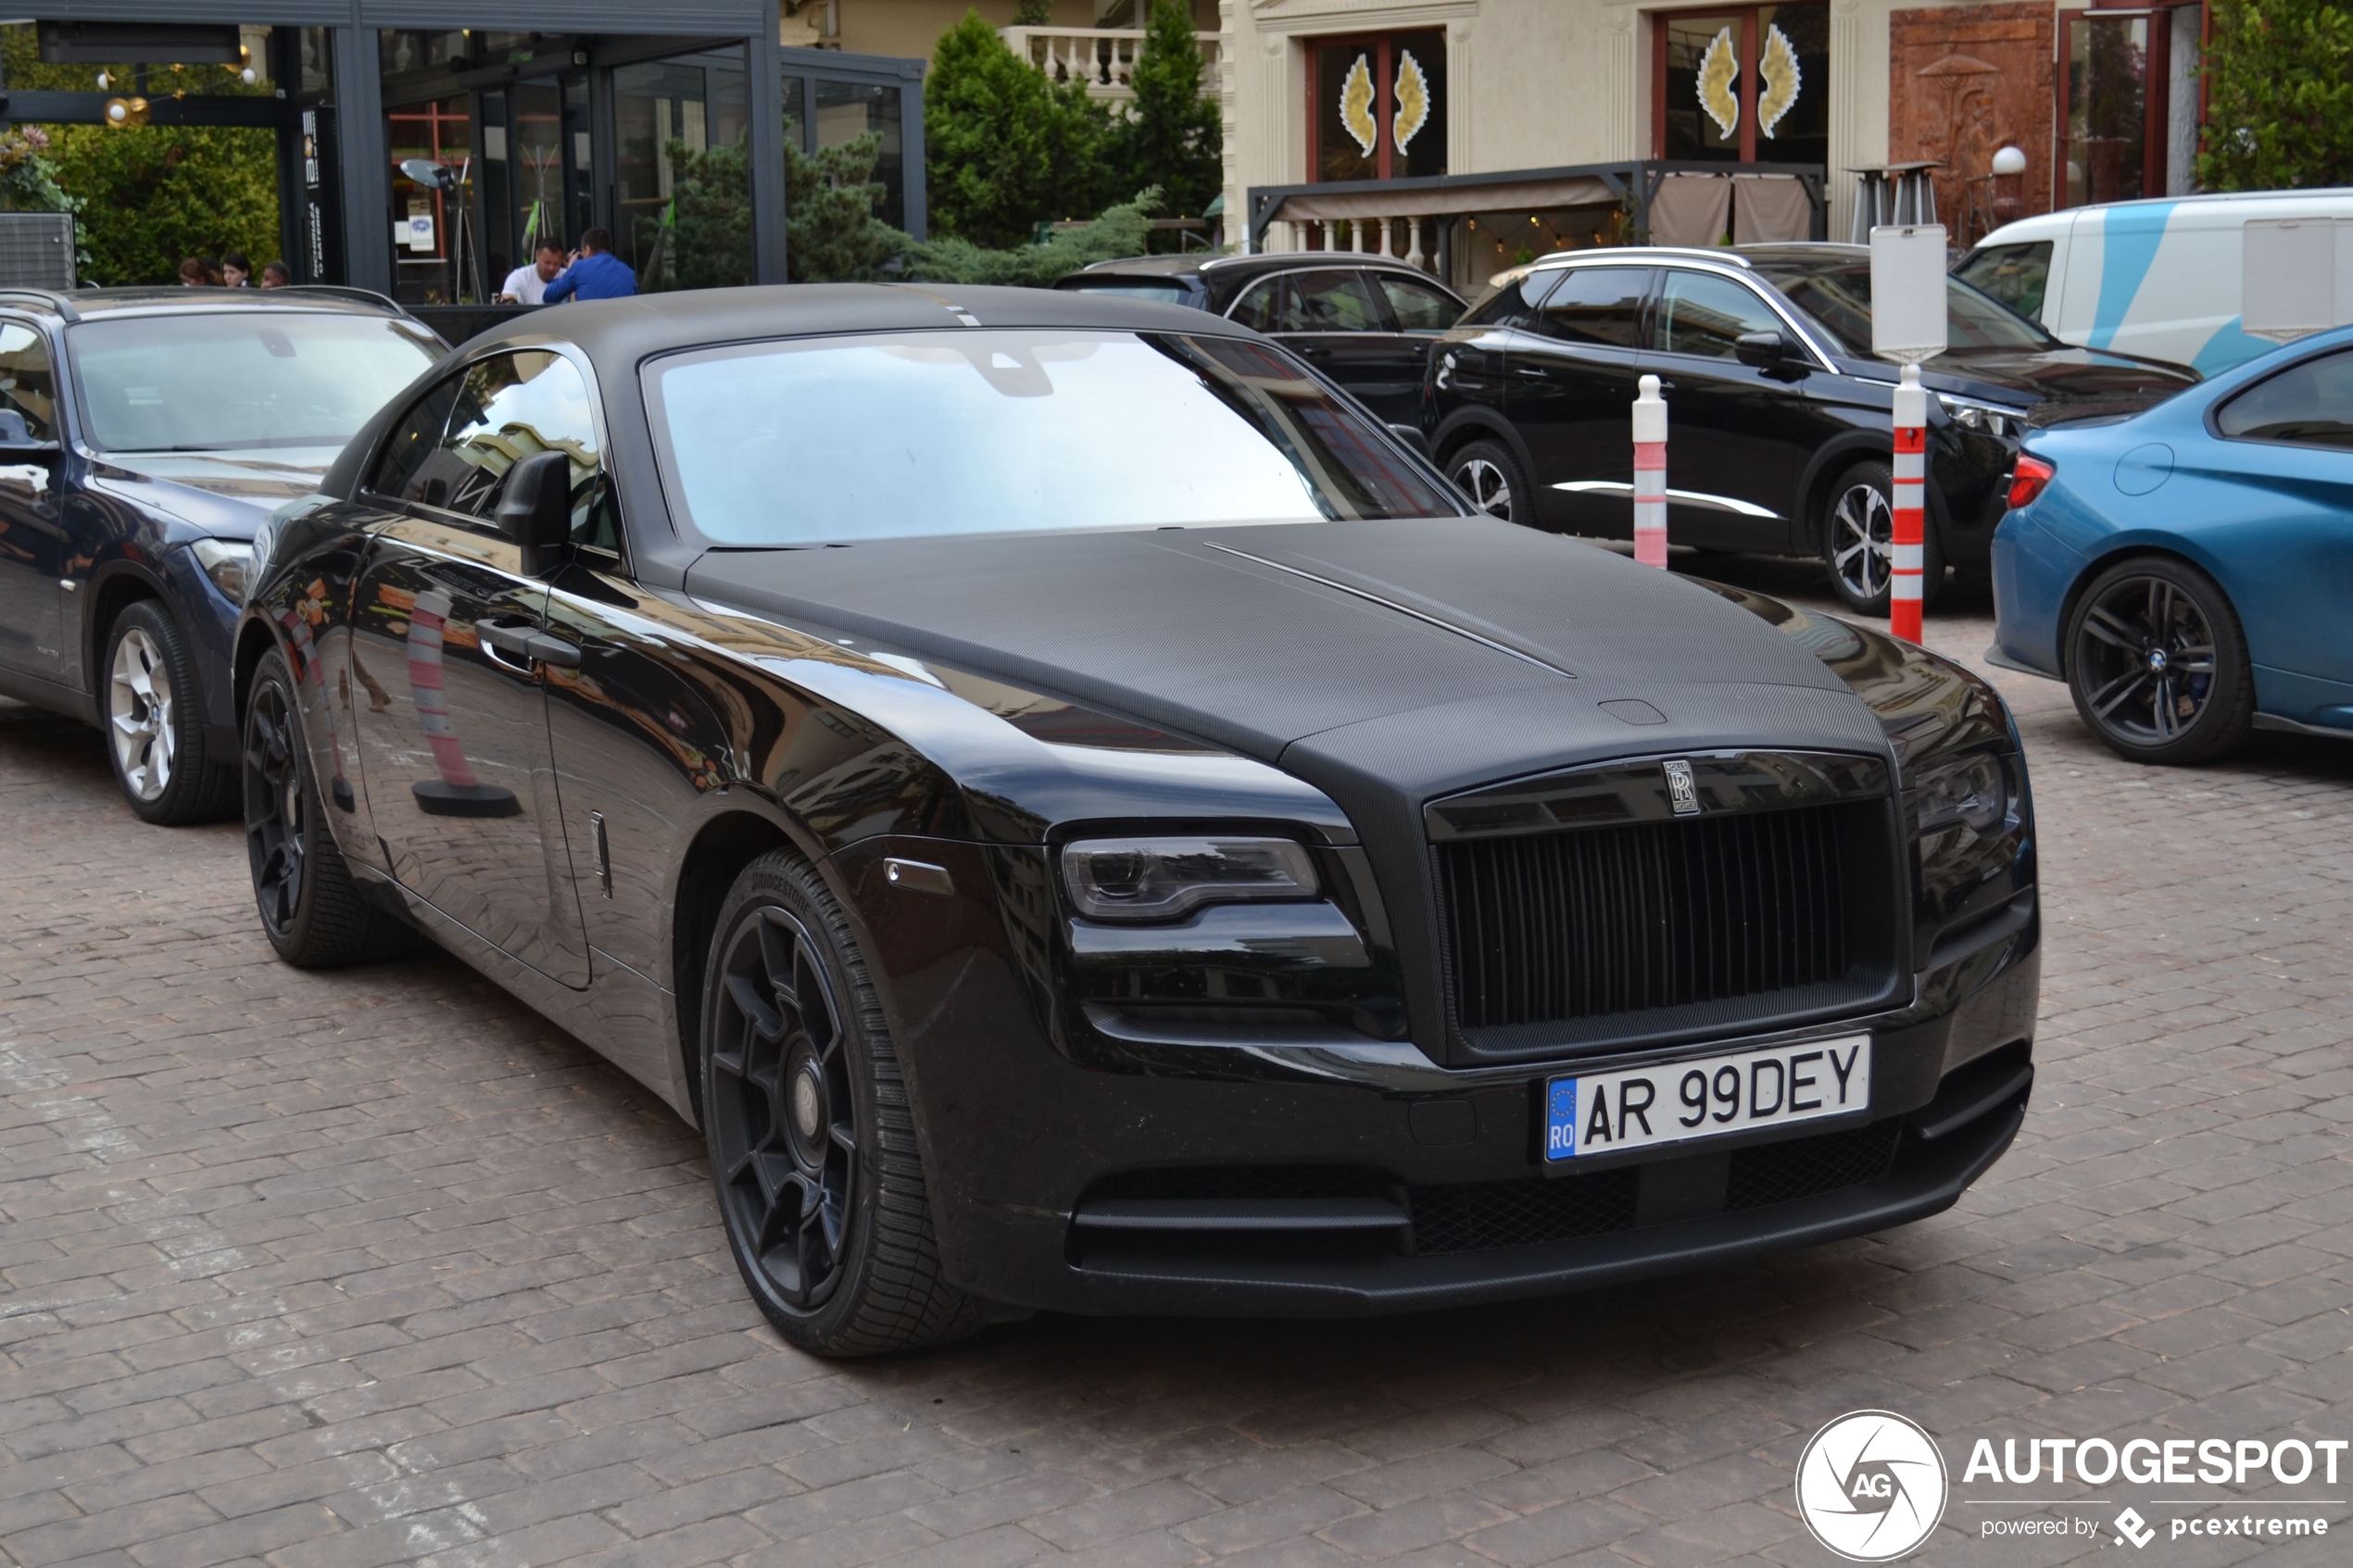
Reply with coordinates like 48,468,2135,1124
6,12,924,301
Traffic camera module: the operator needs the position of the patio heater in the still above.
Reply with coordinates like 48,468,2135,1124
401,157,484,305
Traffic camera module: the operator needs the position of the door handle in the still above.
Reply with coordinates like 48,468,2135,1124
522,633,581,669
472,619,580,671
473,619,537,666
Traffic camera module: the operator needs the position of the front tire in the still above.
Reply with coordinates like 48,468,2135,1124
1447,439,1531,525
244,649,411,965
701,850,981,1357
2065,556,2254,764
1821,461,1944,617
104,601,236,824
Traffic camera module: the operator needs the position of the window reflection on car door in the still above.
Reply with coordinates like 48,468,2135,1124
1430,269,1544,426
0,320,66,681
1638,269,1818,551
1506,267,1653,535
346,352,591,986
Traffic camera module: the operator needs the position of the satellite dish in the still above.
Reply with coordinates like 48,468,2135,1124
1990,146,2028,177
400,157,455,191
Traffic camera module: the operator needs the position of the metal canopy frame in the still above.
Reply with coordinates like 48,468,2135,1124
1247,158,1830,254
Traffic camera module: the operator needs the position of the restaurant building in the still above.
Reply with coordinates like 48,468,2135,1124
1221,0,2208,287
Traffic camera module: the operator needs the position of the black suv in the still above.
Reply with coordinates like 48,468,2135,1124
0,286,442,822
1420,244,2197,612
1055,253,1466,422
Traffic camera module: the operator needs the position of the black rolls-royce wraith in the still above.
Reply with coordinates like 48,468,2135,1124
238,285,2039,1356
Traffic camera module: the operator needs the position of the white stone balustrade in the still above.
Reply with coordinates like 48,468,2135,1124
1000,26,1223,107
1259,215,1439,272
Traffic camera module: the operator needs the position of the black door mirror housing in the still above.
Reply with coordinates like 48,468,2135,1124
495,449,574,576
0,407,58,457
1734,330,1801,370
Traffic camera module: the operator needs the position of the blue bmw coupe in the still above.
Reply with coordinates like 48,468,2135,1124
1991,324,2353,764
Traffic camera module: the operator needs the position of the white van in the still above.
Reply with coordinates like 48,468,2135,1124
1955,189,2353,375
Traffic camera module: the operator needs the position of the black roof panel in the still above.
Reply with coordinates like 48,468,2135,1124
461,282,1261,364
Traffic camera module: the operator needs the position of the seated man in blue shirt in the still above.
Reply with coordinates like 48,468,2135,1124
543,227,637,302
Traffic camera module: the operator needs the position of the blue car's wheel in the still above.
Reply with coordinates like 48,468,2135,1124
2065,557,2254,764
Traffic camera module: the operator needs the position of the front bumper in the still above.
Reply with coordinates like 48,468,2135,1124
837,834,2039,1318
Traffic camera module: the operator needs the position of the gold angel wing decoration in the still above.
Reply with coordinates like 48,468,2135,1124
1696,27,1739,140
1339,55,1378,157
1392,50,1430,155
1758,24,1803,138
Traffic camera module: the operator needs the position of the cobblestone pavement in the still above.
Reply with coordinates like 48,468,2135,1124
6,561,2352,1568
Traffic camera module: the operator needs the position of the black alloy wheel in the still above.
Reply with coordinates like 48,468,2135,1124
243,649,412,966
2065,556,2254,764
1448,440,1527,524
1821,460,1944,616
701,850,981,1356
104,600,237,825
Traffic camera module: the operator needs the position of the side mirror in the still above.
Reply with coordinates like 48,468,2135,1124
495,449,574,577
0,408,57,457
1734,330,1805,373
1387,422,1432,458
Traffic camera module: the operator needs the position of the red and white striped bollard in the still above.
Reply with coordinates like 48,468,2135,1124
406,589,482,792
1632,372,1667,569
1890,363,1926,642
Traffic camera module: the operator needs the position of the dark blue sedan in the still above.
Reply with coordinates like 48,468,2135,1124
0,287,440,822
1991,324,2353,763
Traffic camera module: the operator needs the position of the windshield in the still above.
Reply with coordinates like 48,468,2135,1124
70,311,441,453
1752,260,2056,357
1953,242,2053,321
645,329,1460,546
1064,280,1193,306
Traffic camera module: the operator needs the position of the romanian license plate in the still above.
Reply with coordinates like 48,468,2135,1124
1542,1035,1870,1163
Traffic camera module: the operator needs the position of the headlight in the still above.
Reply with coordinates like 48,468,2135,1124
1911,750,2007,835
1936,392,2027,441
1062,835,1319,922
190,537,253,603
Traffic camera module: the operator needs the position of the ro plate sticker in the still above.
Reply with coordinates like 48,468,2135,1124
1543,1036,1871,1162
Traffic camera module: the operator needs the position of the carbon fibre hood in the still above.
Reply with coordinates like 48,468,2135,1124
683,516,1894,812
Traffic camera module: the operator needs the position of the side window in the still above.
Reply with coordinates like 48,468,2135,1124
1656,270,1785,358
1459,269,1557,331
1531,269,1650,348
367,375,463,506
434,352,603,535
0,320,57,441
1229,278,1282,333
1276,270,1385,332
2215,348,2353,450
1378,274,1462,332
1955,242,2052,321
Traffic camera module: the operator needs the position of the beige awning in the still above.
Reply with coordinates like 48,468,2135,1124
1266,176,1621,223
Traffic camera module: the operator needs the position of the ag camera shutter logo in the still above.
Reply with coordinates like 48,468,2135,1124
1795,1411,1949,1562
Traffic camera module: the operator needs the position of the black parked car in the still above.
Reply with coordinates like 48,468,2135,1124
241,284,2039,1356
1054,252,1466,421
0,286,442,822
1421,245,2197,613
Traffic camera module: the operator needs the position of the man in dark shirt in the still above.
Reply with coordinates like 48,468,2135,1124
543,228,638,303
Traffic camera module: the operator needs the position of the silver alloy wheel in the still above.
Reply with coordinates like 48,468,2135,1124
108,625,175,801
1453,457,1513,520
1830,483,1894,602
